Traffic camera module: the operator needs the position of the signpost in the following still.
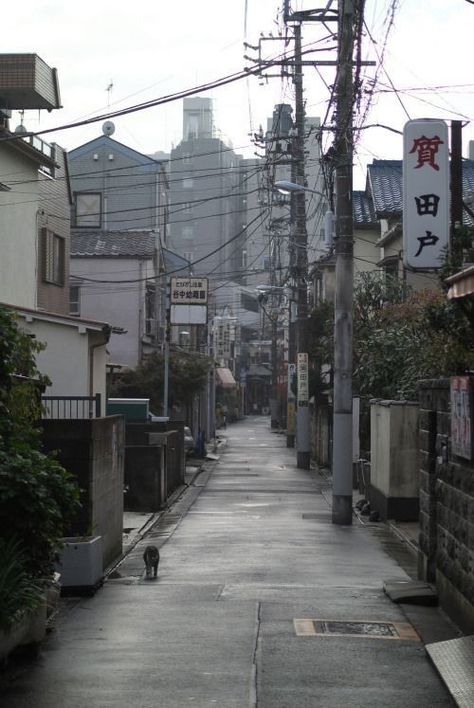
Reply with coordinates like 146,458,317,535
170,277,208,326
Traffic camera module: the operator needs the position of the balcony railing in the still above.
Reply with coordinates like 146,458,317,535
41,394,101,420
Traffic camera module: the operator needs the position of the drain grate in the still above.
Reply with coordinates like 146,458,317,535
294,619,420,641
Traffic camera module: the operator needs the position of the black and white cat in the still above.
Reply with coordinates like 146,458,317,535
143,545,160,578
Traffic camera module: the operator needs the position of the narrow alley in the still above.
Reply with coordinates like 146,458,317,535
2,417,455,708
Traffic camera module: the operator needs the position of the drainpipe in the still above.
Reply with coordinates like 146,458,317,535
89,324,111,417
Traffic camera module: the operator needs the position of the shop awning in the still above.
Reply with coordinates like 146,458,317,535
446,265,474,300
216,367,237,388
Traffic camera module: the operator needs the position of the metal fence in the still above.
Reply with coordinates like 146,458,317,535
41,394,102,420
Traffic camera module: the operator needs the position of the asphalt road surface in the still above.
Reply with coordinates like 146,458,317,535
1,416,455,707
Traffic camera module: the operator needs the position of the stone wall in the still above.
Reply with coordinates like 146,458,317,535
418,379,474,633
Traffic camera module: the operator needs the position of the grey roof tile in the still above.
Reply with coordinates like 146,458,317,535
71,230,190,272
353,190,377,227
71,229,155,257
368,160,402,216
366,158,474,226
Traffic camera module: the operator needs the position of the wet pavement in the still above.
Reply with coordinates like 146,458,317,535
1,416,459,707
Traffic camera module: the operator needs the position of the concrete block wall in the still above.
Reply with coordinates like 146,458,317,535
418,379,474,633
41,416,125,570
369,400,420,521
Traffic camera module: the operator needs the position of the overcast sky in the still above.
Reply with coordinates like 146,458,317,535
3,0,474,188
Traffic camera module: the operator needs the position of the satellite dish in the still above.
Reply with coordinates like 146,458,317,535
102,121,115,137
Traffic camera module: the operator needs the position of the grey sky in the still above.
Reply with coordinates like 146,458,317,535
3,0,474,187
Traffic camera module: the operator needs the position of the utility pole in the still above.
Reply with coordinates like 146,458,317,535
450,120,463,236
293,22,311,470
332,0,355,524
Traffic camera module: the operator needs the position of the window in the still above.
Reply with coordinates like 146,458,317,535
182,226,194,241
182,153,192,165
74,192,102,228
183,202,192,213
182,178,193,189
70,285,81,316
241,249,247,268
41,229,65,285
183,251,193,264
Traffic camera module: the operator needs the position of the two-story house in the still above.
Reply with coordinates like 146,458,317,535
0,54,110,411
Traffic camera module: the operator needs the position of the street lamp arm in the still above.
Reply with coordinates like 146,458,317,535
274,179,326,198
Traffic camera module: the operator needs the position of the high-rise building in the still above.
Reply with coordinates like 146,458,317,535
168,98,244,279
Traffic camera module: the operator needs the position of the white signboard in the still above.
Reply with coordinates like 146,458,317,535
213,317,236,359
170,304,207,325
297,353,309,407
170,277,208,305
403,119,449,270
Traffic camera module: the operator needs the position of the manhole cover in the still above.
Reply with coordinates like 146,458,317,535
294,619,420,641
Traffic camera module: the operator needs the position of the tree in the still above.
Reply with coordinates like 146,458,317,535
0,306,80,580
110,350,212,412
308,270,474,402
352,272,474,400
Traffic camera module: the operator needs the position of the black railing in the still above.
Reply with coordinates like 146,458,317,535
41,394,102,420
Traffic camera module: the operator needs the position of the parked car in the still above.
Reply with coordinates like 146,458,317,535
184,426,194,456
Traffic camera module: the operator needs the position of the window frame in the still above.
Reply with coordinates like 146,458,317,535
74,191,102,228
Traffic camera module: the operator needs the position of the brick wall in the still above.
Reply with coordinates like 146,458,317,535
418,379,474,633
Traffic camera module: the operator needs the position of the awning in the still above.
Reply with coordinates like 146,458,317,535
446,265,474,300
216,367,236,388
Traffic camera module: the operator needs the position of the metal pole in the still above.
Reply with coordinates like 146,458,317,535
294,22,310,470
163,284,170,417
450,120,463,236
332,0,354,524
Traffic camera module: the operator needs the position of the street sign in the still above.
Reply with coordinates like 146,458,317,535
403,119,449,270
170,277,208,304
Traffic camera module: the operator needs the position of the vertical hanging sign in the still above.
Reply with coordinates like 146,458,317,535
403,119,449,270
297,353,309,407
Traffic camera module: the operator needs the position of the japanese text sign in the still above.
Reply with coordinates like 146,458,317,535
451,376,474,460
170,277,208,305
403,119,449,270
297,353,309,407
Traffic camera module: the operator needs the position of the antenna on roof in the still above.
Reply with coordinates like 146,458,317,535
106,80,114,107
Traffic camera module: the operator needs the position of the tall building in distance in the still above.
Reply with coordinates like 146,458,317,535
168,97,245,279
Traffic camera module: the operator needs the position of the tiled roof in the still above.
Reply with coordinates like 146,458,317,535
353,190,377,227
71,230,155,257
366,159,474,226
71,230,190,271
367,160,402,216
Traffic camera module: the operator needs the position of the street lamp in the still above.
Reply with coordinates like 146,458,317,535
272,179,327,468
274,180,325,198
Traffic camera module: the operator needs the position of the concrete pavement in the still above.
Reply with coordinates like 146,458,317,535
1,416,459,707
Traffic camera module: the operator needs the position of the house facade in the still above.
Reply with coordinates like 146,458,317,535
68,130,168,234
70,230,189,369
0,54,109,408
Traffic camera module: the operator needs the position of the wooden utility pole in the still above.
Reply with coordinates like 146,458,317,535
332,0,355,524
